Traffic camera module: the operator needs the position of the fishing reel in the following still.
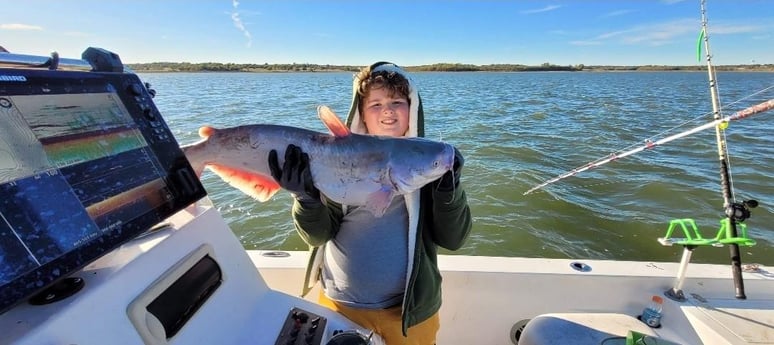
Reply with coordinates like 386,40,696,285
725,200,758,222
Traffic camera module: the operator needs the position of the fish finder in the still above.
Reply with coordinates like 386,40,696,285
0,48,206,314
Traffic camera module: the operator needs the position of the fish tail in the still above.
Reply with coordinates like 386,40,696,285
181,141,208,177
183,126,217,177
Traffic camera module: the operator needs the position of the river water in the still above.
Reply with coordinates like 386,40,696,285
139,71,774,265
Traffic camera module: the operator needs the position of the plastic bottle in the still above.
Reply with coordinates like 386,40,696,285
640,295,663,328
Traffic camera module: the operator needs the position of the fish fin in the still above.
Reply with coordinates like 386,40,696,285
180,144,205,177
364,187,394,218
207,164,280,202
317,105,351,137
199,126,217,138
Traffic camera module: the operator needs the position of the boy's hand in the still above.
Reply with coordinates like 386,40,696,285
436,146,464,192
268,144,321,204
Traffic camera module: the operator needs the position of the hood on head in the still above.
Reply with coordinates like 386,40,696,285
345,61,424,138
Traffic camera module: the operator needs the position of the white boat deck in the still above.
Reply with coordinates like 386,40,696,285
252,250,774,344
1,205,771,345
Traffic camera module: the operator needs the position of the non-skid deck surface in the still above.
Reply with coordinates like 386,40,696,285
687,297,774,344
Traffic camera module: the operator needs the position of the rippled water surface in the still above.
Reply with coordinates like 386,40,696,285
139,71,774,265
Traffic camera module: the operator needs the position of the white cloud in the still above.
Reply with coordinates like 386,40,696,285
709,24,764,35
570,40,603,46
571,18,767,48
0,23,43,31
750,34,771,40
596,28,638,41
231,0,252,48
572,19,693,46
521,5,561,14
601,10,635,18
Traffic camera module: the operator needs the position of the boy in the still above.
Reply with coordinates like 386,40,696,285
269,62,471,344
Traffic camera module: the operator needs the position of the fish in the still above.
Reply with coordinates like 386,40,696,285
181,105,455,217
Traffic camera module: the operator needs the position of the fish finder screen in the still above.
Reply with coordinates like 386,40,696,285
0,92,170,285
0,69,204,314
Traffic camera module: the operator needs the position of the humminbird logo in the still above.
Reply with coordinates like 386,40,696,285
0,75,27,82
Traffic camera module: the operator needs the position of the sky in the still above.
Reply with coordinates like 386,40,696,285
2,1,773,67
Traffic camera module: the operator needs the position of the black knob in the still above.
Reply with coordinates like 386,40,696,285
143,107,156,120
128,83,143,96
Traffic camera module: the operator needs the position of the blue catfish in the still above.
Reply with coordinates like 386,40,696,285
181,105,454,217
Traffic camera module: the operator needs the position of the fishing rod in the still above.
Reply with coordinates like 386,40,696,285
526,0,771,300
699,0,748,300
522,98,773,196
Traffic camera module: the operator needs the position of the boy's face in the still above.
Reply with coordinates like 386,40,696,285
361,87,410,137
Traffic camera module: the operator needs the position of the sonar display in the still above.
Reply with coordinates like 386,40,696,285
0,55,204,315
0,91,170,287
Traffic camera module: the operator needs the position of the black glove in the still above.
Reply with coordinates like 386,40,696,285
268,144,321,204
436,146,464,192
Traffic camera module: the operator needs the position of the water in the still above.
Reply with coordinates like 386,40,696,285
139,71,774,265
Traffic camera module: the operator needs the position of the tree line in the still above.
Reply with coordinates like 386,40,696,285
126,62,774,73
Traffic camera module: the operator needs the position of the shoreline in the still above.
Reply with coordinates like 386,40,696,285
127,63,774,73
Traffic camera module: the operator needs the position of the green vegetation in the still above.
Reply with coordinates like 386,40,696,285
126,62,359,73
408,63,581,72
126,61,774,73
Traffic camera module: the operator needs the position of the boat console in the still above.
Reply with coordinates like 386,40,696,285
0,48,378,345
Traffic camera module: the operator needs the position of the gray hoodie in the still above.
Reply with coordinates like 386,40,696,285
293,61,471,336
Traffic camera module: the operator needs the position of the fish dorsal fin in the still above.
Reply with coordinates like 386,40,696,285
317,105,351,137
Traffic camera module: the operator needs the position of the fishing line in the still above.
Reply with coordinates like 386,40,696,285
525,92,774,196
525,170,696,196
618,85,774,156
587,84,774,161
716,84,774,203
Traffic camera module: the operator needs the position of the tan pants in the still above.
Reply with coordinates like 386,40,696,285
318,292,440,345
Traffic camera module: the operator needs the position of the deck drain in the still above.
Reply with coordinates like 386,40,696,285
261,251,291,258
510,319,530,344
570,261,592,272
